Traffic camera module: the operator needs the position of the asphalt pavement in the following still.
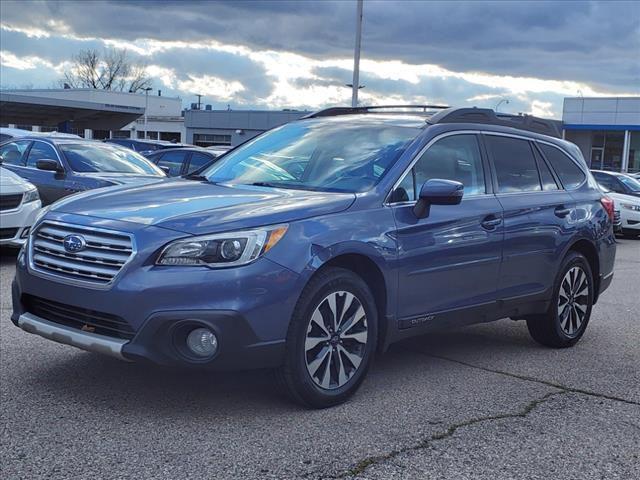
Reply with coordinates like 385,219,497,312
1,239,638,479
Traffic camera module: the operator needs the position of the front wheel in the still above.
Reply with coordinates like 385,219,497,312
527,251,594,348
277,267,378,408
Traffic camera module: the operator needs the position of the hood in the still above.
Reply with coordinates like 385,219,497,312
75,172,166,185
52,179,356,234
0,167,31,189
606,191,640,205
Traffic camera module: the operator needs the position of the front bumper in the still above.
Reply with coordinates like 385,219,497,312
17,312,129,360
0,199,40,246
12,229,303,370
620,207,640,230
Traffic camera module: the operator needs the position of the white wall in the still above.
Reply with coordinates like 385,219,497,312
563,97,640,126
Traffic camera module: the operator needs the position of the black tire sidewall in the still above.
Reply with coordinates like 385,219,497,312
285,268,378,407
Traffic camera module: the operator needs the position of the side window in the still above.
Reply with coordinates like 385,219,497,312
533,146,559,191
187,152,213,173
390,170,415,202
413,134,486,196
25,142,58,168
594,173,623,193
539,144,585,190
0,140,30,166
156,151,187,176
486,136,541,193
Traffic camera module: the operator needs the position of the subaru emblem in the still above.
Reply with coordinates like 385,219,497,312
63,234,87,253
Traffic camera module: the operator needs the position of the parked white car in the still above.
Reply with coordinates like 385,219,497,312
598,186,640,238
0,166,42,246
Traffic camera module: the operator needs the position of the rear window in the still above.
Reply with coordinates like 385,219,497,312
539,144,585,190
486,136,541,193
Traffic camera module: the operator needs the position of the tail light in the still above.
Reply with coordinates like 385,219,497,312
601,196,615,221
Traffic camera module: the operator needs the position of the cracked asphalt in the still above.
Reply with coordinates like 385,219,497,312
1,239,638,479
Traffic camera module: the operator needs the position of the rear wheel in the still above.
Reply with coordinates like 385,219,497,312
277,267,378,408
527,251,594,348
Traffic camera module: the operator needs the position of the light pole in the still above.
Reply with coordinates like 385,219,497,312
351,0,363,107
495,98,509,112
143,87,153,139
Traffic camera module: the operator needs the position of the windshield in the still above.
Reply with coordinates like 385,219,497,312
61,143,165,175
620,175,640,192
202,120,420,192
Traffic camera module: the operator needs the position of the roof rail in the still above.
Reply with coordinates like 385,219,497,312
428,107,562,138
303,104,450,119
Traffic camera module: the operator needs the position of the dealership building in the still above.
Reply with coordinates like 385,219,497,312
184,109,309,147
563,97,640,174
0,88,185,141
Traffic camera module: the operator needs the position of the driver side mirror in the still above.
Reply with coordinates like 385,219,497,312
413,179,464,219
36,158,64,173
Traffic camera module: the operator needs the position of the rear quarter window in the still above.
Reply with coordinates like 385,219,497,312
539,143,585,190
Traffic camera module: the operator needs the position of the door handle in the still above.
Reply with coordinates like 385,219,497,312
481,216,503,230
554,206,571,218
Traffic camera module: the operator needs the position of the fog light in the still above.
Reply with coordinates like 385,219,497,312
186,328,218,358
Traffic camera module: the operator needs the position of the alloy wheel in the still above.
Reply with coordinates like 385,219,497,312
304,291,368,390
558,266,589,336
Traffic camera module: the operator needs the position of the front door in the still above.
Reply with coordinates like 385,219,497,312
390,133,503,327
21,140,69,205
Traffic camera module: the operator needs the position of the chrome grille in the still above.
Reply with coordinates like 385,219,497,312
31,222,134,285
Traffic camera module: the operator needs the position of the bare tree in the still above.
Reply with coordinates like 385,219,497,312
61,48,152,93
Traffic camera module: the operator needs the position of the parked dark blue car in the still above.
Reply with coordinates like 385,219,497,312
11,107,616,408
0,137,166,205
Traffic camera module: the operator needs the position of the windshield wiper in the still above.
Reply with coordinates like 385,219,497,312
183,173,210,181
249,181,323,191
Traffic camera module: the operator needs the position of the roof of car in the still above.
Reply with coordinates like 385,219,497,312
591,170,624,176
147,147,214,155
299,114,429,129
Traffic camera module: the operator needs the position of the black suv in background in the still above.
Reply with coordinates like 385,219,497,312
0,137,165,205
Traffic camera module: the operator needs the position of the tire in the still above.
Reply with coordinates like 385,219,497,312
277,267,378,408
526,251,594,348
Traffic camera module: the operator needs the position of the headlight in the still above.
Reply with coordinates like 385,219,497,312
23,187,40,203
157,225,288,267
621,203,640,212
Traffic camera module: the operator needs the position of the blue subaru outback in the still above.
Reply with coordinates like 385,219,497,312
11,106,616,408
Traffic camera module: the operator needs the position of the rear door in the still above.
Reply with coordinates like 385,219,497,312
484,134,576,303
391,132,504,327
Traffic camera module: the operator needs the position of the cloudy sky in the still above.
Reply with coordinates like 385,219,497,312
1,0,638,118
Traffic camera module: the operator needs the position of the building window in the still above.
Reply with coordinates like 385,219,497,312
112,130,131,139
193,134,232,147
160,131,181,142
587,131,625,172
629,132,640,174
137,130,159,140
92,130,110,140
